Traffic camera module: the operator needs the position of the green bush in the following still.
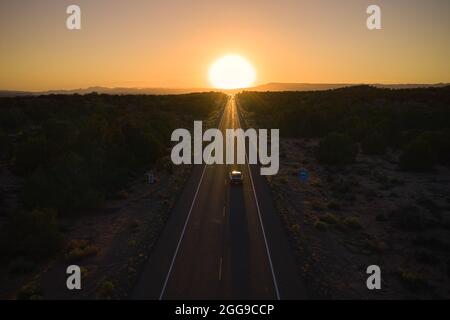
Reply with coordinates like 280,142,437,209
0,130,7,159
391,205,429,231
361,132,387,155
1,208,63,260
0,107,29,131
415,250,439,265
413,236,450,251
42,118,75,158
327,201,341,210
314,220,328,231
16,280,43,300
397,269,429,291
0,92,226,213
399,138,436,171
419,130,450,165
237,87,450,168
65,239,99,262
13,136,49,176
8,256,36,274
23,153,101,212
96,280,115,299
343,217,362,230
317,133,357,165
320,213,339,224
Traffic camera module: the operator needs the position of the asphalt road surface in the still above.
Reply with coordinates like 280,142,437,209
132,96,305,299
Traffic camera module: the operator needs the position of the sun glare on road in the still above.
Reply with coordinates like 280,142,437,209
209,54,256,89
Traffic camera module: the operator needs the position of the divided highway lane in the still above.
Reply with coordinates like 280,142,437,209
235,97,306,299
132,96,305,299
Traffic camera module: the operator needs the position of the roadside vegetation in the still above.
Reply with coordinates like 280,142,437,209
238,85,450,169
0,92,226,297
238,86,450,298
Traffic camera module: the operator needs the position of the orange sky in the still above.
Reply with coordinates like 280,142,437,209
1,0,449,91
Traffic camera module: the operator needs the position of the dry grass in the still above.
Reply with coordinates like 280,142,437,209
65,239,99,262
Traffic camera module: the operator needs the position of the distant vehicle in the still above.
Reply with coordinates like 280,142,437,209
229,170,243,185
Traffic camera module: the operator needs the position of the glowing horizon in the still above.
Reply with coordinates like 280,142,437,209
0,0,449,91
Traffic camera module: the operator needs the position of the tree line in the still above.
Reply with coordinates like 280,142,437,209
238,86,450,169
0,92,226,261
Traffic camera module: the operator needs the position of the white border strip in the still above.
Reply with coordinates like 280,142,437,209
235,97,281,300
159,99,228,300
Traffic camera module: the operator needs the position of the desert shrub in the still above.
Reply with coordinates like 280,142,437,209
343,217,362,230
13,136,49,176
317,133,356,165
164,161,174,174
1,92,226,213
363,238,386,253
419,130,450,165
391,205,430,231
291,223,301,233
415,250,440,265
127,239,137,247
65,239,99,262
0,208,63,260
320,213,339,224
128,219,140,232
310,199,325,211
16,280,43,300
413,236,450,252
237,87,450,169
42,118,75,158
279,176,288,185
96,280,115,299
0,107,29,131
0,130,7,158
314,220,328,231
123,126,164,168
331,178,353,194
327,201,341,210
416,196,441,215
23,153,101,212
8,256,36,274
399,138,435,171
116,190,129,200
361,132,387,155
397,269,429,291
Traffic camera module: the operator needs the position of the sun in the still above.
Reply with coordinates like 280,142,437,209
209,54,256,89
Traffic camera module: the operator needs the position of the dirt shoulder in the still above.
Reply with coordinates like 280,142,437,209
38,161,192,299
269,138,450,299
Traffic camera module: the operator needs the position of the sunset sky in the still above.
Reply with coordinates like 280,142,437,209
1,0,449,91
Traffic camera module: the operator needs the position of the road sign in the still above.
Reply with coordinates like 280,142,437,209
298,168,310,183
147,171,155,184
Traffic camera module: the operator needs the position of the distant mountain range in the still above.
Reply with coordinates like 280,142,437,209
249,82,449,92
0,86,212,97
1,83,448,97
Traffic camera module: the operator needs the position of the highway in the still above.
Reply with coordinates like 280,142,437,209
132,96,305,300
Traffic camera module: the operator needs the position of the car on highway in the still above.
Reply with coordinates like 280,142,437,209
229,170,243,185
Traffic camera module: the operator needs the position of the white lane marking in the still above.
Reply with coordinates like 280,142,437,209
234,98,281,300
159,99,229,300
